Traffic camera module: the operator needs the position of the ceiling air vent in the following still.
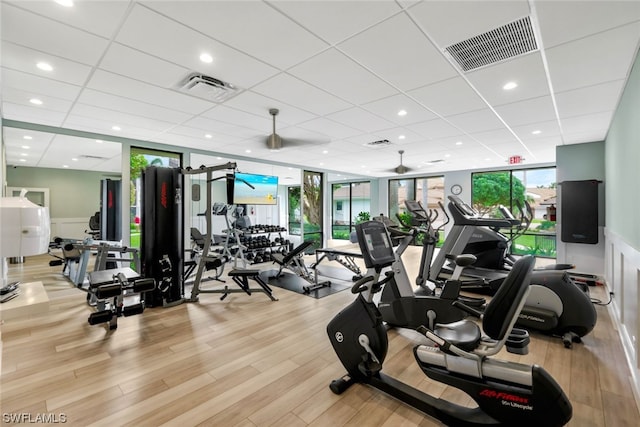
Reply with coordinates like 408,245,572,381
80,154,108,160
178,72,238,102
444,16,538,72
366,139,391,147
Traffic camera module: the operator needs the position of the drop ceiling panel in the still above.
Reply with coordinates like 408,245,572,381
251,73,351,116
77,90,193,125
2,102,67,127
269,0,401,44
326,108,396,133
99,43,192,89
7,0,132,39
513,120,561,142
464,52,550,106
201,106,272,132
1,42,93,86
535,0,640,48
338,13,457,91
115,5,279,88
86,70,213,115
362,94,437,126
407,118,464,140
2,68,82,101
494,95,557,127
182,116,262,140
288,48,397,105
545,22,640,93
408,77,487,117
561,111,614,138
3,86,75,114
143,1,328,70
223,91,317,126
62,114,168,140
297,117,360,140
1,3,110,65
409,0,531,48
444,109,506,134
68,104,176,133
555,80,627,119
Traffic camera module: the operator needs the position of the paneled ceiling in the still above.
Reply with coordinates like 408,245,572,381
2,0,639,181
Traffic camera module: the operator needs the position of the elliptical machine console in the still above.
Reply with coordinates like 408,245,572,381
327,220,572,426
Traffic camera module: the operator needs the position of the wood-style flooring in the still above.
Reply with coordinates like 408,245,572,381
1,248,638,426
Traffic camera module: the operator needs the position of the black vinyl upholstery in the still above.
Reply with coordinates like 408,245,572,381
272,240,314,266
483,255,535,341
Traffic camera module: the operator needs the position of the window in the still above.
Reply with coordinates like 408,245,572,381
471,167,556,258
388,176,445,244
287,186,301,236
331,181,371,239
130,147,182,248
302,171,323,250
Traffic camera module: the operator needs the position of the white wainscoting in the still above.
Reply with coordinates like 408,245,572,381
50,217,91,240
604,228,640,404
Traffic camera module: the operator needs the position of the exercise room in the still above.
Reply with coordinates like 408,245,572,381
1,1,639,426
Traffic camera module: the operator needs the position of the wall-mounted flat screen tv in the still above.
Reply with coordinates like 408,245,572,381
233,172,278,205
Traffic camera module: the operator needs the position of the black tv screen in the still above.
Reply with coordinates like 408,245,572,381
233,172,278,205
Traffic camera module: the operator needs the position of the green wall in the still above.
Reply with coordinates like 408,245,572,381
6,166,120,218
606,47,640,249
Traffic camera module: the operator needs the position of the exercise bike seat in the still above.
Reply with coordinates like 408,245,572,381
433,320,481,352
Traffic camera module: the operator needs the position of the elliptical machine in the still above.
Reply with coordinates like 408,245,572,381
432,195,597,348
327,220,572,426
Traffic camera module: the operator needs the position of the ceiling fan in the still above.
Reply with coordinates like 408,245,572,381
265,108,329,150
388,150,413,174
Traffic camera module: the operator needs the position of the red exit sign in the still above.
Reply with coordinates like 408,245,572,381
508,155,523,165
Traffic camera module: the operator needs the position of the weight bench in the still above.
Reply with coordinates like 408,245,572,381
271,240,315,283
220,269,278,301
86,267,156,330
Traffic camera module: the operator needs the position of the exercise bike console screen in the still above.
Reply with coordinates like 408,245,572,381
355,221,396,269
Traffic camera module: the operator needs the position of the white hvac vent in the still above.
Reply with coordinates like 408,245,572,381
179,73,238,102
80,154,108,160
366,139,391,147
445,16,538,72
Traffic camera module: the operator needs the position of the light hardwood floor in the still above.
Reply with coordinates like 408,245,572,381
1,249,638,426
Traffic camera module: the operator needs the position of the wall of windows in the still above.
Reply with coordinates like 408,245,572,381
302,170,323,250
331,181,371,239
471,167,557,258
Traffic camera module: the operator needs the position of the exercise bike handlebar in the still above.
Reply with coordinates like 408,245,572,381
351,271,395,294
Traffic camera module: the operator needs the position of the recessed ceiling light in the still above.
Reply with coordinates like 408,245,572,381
22,145,30,149
532,130,542,135
216,157,222,160
54,0,74,6
23,135,32,140
205,134,212,139
19,159,26,163
322,150,328,154
319,162,324,166
63,165,69,168
503,81,518,90
112,125,121,131
245,149,251,153
29,98,43,105
20,153,28,157
72,158,78,161
455,141,463,146
96,139,103,143
445,154,451,158
36,62,53,72
485,158,491,161
397,109,407,116
398,135,405,140
199,53,213,63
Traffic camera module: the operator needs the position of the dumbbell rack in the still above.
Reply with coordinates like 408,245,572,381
238,225,289,265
